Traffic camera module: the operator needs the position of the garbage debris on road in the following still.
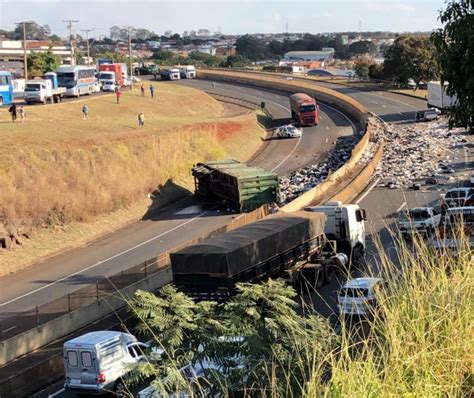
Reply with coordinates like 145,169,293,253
375,120,467,189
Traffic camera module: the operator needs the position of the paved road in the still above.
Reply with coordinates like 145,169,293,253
0,81,354,339
34,81,474,398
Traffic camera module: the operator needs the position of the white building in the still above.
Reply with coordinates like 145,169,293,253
284,48,335,62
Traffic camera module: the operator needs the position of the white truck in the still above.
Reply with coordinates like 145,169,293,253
397,207,442,238
24,79,66,104
98,71,116,92
179,65,196,79
427,81,457,110
305,202,367,267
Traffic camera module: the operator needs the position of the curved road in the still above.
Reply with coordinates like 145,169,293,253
0,80,354,338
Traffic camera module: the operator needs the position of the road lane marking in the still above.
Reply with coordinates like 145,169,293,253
0,209,214,308
371,100,379,105
396,201,407,213
355,178,380,204
48,388,65,398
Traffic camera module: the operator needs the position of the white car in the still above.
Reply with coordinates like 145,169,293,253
276,124,302,138
398,207,441,238
337,277,384,317
442,187,474,209
102,81,116,92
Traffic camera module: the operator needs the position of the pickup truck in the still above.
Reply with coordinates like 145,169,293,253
24,79,66,104
398,207,441,238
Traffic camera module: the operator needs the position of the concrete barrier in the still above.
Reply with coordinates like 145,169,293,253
198,69,369,126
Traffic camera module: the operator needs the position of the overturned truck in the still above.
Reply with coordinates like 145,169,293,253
171,211,348,300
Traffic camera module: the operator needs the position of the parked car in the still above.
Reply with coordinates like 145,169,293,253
442,188,474,209
398,207,441,238
276,124,302,138
63,331,149,395
415,108,441,122
102,81,116,92
337,277,384,317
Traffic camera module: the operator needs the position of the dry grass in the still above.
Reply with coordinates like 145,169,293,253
0,86,265,275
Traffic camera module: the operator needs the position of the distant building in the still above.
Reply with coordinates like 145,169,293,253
216,46,236,57
284,48,335,62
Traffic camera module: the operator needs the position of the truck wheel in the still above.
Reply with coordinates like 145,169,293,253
315,269,324,289
351,247,365,270
113,379,126,397
325,267,334,284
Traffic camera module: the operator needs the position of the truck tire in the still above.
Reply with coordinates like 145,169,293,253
113,379,126,397
351,246,365,270
42,98,47,105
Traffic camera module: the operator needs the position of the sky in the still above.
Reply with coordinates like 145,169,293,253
0,0,444,37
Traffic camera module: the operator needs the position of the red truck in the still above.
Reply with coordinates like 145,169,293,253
289,93,320,126
98,63,123,86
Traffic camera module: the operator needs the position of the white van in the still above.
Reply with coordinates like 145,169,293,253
63,331,148,395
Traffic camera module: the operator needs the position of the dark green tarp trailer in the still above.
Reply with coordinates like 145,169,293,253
192,160,279,213
171,211,326,299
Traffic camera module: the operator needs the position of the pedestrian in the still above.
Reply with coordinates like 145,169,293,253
212,81,216,89
18,106,25,123
149,84,155,98
82,104,89,120
8,103,17,122
138,111,145,128
115,88,122,104
140,83,145,97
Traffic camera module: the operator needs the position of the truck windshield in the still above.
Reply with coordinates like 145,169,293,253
300,104,315,112
406,209,430,221
99,73,114,80
57,73,75,88
25,84,40,91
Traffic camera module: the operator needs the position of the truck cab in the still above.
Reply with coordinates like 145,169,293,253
98,71,116,92
24,79,53,104
305,202,366,265
289,93,319,126
0,71,13,106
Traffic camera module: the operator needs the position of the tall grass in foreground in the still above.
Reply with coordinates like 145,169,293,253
126,234,472,397
320,233,473,397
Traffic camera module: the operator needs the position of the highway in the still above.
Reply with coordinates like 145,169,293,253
30,79,474,398
0,80,354,339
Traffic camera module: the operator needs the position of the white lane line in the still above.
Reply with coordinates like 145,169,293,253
325,137,329,143
0,209,213,307
270,133,303,172
2,325,17,333
371,100,379,105
356,178,380,204
381,104,387,108
49,388,65,398
396,201,407,213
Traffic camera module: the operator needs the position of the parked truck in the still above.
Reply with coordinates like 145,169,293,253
98,63,124,87
171,206,366,300
427,81,457,110
192,160,279,213
178,65,196,79
24,77,66,104
160,68,181,81
289,93,320,126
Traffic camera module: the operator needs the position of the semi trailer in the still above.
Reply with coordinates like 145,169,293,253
192,160,279,213
171,205,366,300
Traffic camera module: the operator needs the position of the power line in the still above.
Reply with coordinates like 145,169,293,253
62,19,79,65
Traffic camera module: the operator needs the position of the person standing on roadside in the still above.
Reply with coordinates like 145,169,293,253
115,87,122,104
140,83,145,97
82,104,89,120
8,103,17,122
149,84,155,98
18,106,25,123
138,111,145,128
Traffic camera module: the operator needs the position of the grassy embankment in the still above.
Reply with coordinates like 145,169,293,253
0,85,265,275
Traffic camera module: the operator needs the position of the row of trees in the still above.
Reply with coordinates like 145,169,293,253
235,34,377,61
151,49,251,68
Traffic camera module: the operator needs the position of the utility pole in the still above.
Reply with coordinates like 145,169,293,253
81,29,94,66
15,21,31,80
63,19,79,65
127,27,134,90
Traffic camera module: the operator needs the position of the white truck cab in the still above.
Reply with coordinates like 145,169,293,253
24,79,65,104
305,202,366,265
98,71,116,91
63,331,148,395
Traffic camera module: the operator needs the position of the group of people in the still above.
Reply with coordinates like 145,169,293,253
8,103,25,123
140,83,155,98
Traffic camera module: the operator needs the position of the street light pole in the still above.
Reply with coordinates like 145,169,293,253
15,21,30,80
62,19,79,65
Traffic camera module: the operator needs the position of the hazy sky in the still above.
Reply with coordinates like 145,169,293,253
0,0,444,37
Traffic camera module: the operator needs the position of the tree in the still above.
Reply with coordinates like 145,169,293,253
348,40,377,56
27,49,61,77
432,0,474,131
354,56,371,79
369,63,384,80
383,35,438,88
221,55,251,68
235,34,266,61
14,21,51,40
128,280,338,396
